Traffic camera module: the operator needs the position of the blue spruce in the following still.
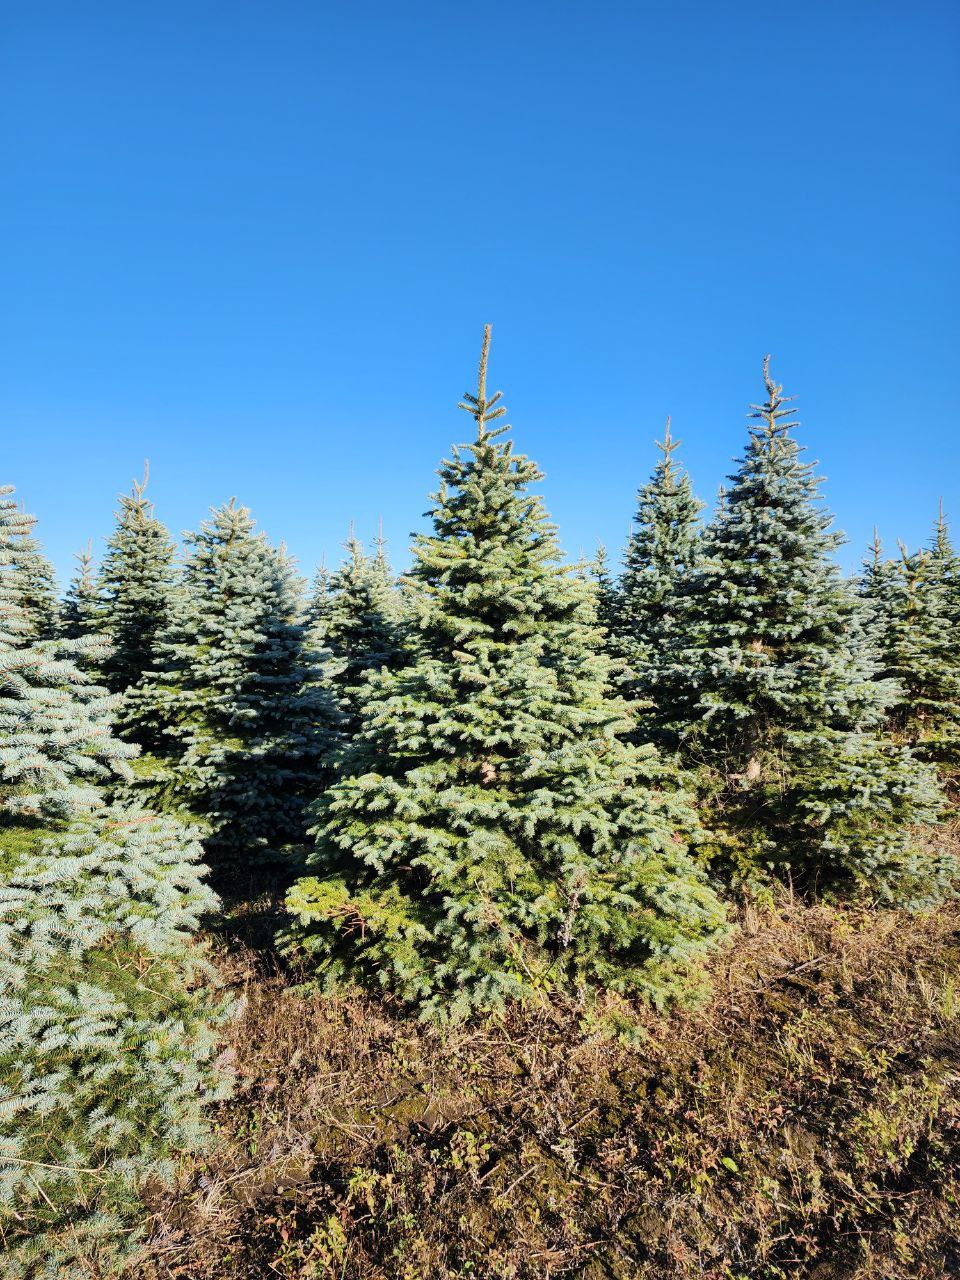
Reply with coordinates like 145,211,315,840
284,329,726,1021
132,499,336,872
613,417,704,744
0,486,227,1276
666,360,951,904
307,530,405,744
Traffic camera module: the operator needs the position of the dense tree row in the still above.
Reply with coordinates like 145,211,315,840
0,489,228,1275
3,331,958,1268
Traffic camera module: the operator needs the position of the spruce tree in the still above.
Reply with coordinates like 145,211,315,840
59,542,103,645
665,361,949,903
133,499,335,871
930,502,960,612
16,522,58,641
860,528,897,615
925,511,960,785
589,542,619,640
98,467,178,747
308,531,404,741
284,329,725,1021
614,417,703,741
0,486,226,1274
305,557,333,635
862,518,960,789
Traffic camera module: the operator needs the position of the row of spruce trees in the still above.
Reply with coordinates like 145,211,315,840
0,482,229,1275
3,330,959,1268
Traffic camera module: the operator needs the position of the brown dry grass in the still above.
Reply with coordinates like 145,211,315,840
138,897,960,1280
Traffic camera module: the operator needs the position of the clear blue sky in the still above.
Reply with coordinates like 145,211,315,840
3,1,958,584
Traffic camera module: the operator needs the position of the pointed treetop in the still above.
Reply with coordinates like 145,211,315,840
132,459,150,502
868,526,883,568
932,497,953,556
457,324,509,437
75,538,95,582
373,515,389,568
346,526,364,565
311,552,331,597
749,355,799,448
123,460,155,523
655,415,682,480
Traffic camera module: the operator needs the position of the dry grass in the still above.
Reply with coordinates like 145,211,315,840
135,895,960,1280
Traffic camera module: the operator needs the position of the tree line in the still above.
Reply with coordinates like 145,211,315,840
2,328,958,1271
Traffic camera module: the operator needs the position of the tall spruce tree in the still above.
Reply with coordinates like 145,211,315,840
614,417,704,741
666,359,950,903
98,467,178,747
0,486,226,1275
132,499,335,871
284,329,725,1021
307,531,404,741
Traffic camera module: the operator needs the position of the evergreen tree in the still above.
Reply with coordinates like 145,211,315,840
0,486,226,1275
308,530,405,741
589,542,619,640
666,359,949,903
614,417,704,741
59,541,103,645
98,467,178,747
862,518,960,788
284,329,725,1021
927,501,960,629
16,521,58,641
133,499,335,870
860,528,897,610
305,557,333,633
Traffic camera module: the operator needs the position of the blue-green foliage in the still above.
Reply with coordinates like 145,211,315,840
58,543,103,655
661,362,950,903
284,330,726,1021
587,543,618,642
97,472,179,752
132,499,336,868
611,418,704,744
14,525,58,643
0,485,227,1277
861,515,960,786
306,532,405,742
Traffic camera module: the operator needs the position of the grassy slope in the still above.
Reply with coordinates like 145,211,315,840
142,901,960,1280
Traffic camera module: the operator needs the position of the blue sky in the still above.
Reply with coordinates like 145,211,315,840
2,1,958,584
